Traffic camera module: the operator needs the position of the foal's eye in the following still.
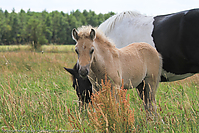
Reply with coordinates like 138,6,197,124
90,48,94,54
75,49,79,54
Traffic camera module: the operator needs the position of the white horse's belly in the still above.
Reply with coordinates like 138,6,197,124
162,69,194,82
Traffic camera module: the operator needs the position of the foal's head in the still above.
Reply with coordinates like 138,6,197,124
64,63,92,103
72,27,96,78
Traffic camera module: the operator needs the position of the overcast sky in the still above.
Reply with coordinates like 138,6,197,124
1,0,199,16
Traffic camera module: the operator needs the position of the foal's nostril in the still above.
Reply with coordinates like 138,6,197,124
79,69,88,77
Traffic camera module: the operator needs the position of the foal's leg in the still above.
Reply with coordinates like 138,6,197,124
136,81,145,100
143,76,158,118
136,80,153,113
136,81,154,114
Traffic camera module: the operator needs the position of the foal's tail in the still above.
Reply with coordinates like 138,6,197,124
156,53,163,88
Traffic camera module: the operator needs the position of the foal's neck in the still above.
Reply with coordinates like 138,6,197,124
94,36,118,55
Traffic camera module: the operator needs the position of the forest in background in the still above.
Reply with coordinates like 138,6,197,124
0,8,115,45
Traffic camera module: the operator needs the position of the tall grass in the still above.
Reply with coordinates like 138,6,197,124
0,45,31,52
128,79,198,132
0,51,78,131
68,78,135,132
0,45,75,53
0,46,198,132
68,75,198,132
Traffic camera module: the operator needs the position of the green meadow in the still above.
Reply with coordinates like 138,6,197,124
0,45,198,132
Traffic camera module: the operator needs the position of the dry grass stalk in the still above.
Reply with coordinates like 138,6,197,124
87,76,135,132
68,75,135,132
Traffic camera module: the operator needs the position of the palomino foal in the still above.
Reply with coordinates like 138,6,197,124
72,25,162,116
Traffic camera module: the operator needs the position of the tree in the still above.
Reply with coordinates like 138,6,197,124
4,10,8,18
87,10,98,26
0,9,6,44
10,13,20,44
57,15,70,44
38,23,48,45
18,9,27,44
44,15,52,44
72,9,87,25
68,14,78,44
50,11,61,44
0,9,115,45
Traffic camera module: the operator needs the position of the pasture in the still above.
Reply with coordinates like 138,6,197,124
0,45,198,132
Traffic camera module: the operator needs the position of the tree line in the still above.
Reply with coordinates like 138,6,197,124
0,8,115,45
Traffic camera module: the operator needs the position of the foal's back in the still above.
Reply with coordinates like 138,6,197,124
118,42,162,88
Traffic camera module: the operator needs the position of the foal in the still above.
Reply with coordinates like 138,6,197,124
72,25,162,116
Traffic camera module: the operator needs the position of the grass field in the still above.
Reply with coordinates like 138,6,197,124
0,45,198,132
0,44,75,53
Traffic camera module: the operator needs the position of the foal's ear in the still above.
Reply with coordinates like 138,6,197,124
90,29,96,41
72,28,79,41
64,67,77,76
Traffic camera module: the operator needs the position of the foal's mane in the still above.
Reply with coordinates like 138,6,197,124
99,11,145,34
77,25,118,53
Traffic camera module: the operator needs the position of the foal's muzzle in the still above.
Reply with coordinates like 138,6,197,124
79,65,89,78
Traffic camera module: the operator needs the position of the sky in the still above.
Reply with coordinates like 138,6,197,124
1,0,199,16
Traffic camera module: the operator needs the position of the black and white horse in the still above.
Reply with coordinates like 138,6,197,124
99,8,199,82
66,8,199,105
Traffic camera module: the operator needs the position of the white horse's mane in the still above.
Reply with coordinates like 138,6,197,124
98,11,146,34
